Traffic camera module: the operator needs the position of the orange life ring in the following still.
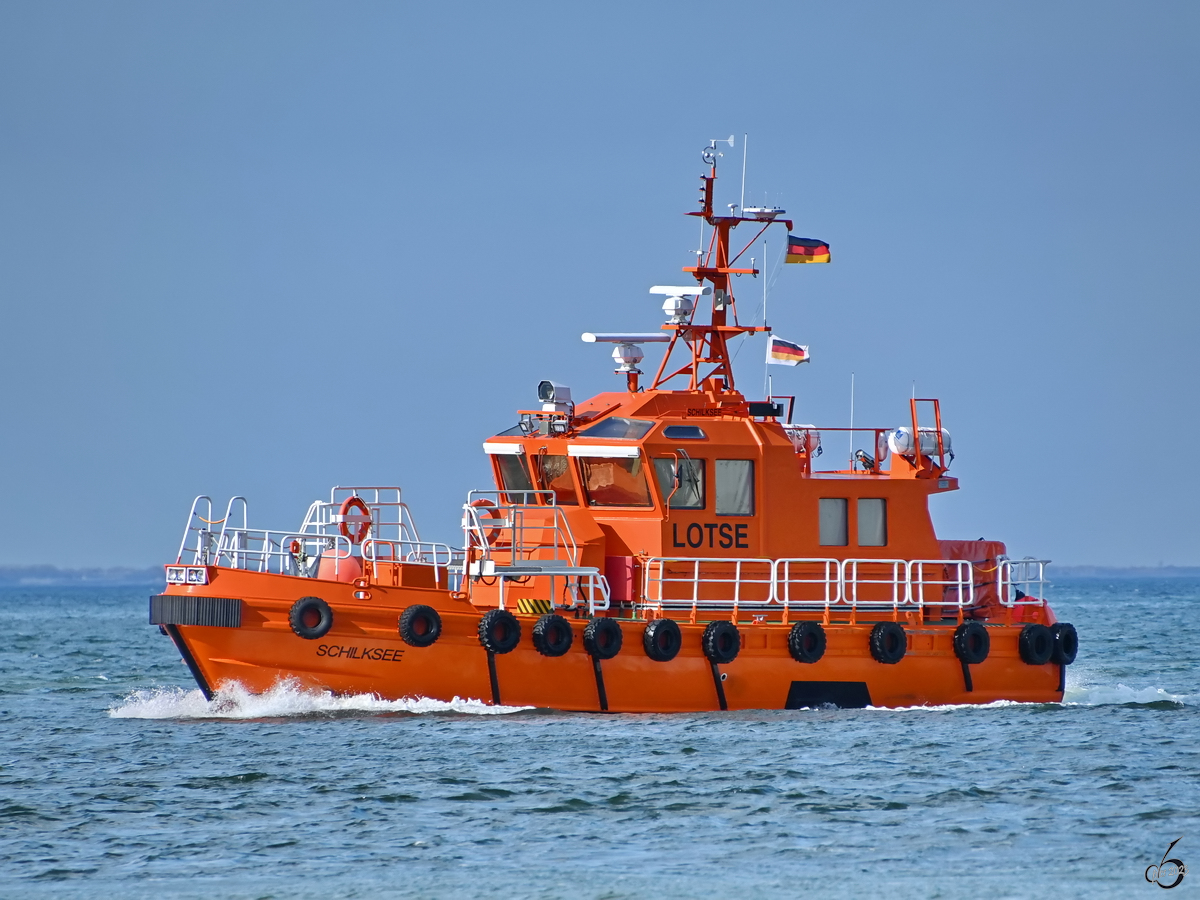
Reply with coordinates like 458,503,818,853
338,496,372,544
469,498,504,545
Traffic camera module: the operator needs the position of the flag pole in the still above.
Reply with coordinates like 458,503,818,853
762,240,769,399
740,133,748,215
849,372,856,469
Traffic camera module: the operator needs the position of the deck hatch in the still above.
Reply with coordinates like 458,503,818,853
785,681,872,709
150,595,242,628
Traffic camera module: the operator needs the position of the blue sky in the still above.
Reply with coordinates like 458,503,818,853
1,1,1197,567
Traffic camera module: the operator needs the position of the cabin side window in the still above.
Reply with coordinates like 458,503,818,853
579,456,654,507
819,498,849,546
533,454,578,506
857,498,887,546
652,458,705,509
715,460,754,516
494,454,534,500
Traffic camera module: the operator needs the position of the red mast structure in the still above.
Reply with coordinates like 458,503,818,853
650,145,794,391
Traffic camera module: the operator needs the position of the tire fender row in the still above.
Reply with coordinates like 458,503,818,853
287,600,1077,675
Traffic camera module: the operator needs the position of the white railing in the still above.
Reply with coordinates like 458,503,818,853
639,556,1039,615
910,559,975,610
775,558,842,610
363,539,461,589
298,486,420,546
176,495,219,565
214,528,354,578
644,557,773,610
998,558,1050,606
842,558,910,611
462,490,579,566
568,574,612,616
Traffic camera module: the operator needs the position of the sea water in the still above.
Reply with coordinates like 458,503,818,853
1,579,1197,899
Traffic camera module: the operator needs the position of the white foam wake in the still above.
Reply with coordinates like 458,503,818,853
1063,681,1189,706
108,680,532,720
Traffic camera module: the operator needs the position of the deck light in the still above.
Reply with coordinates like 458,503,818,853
537,381,574,415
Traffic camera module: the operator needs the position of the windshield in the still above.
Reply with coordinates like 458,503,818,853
577,417,654,440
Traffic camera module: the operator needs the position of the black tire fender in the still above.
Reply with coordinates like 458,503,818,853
398,604,442,648
702,620,740,665
532,613,573,657
1050,622,1078,665
788,621,826,664
953,621,990,665
643,618,681,662
583,617,623,660
869,621,906,664
289,596,333,640
1018,623,1054,665
478,609,520,654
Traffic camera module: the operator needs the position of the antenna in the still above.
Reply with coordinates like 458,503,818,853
740,133,748,215
701,135,734,165
849,373,856,469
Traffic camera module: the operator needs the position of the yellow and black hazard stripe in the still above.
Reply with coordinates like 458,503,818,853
516,598,553,616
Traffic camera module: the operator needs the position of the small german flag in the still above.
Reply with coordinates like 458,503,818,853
767,336,810,366
785,235,830,264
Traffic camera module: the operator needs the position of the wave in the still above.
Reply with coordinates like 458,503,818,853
108,680,533,720
1063,681,1189,707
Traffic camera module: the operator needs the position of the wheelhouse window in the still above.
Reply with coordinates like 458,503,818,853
578,417,654,440
662,425,707,440
533,454,578,506
819,498,848,546
858,498,888,546
495,454,533,492
579,456,654,507
715,460,754,516
652,457,705,509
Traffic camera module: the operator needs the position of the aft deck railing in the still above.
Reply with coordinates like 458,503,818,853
998,558,1049,607
641,556,1044,618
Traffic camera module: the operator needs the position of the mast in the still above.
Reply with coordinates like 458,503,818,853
650,144,792,392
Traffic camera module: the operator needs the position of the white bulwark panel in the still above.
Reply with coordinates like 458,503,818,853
567,444,641,459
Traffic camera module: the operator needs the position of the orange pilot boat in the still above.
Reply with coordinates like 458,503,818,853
151,142,1078,711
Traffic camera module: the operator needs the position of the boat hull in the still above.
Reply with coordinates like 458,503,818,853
157,570,1065,711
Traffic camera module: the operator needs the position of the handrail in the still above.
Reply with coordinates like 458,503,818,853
214,528,353,577
643,557,774,612
462,490,577,567
176,496,214,564
998,558,1050,606
362,538,459,588
639,556,1029,616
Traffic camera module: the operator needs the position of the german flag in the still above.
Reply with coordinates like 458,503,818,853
785,235,830,264
767,336,810,366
